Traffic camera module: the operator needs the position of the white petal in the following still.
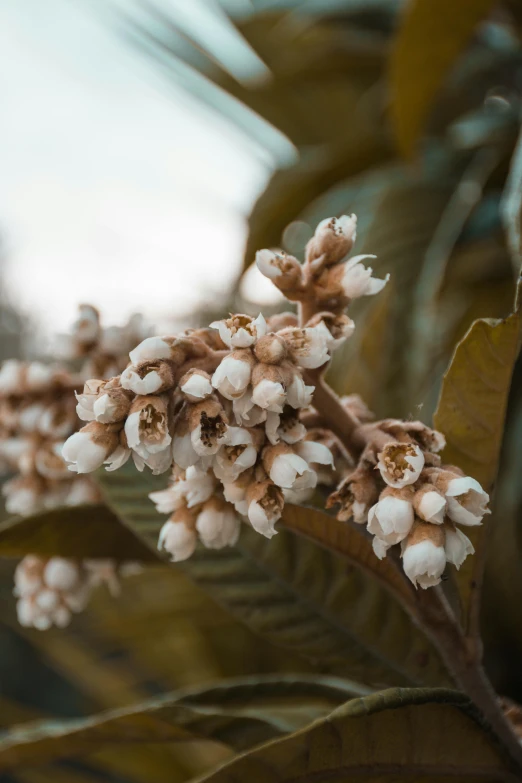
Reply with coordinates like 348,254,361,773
124,411,141,449
372,537,390,560
248,500,278,538
403,540,446,589
256,249,282,279
105,446,131,472
212,357,251,399
44,558,79,591
265,411,280,445
252,379,286,413
270,453,309,489
181,374,213,400
367,496,413,544
286,375,314,409
418,491,446,525
158,521,197,561
172,433,199,469
129,336,171,365
445,527,474,568
296,441,334,467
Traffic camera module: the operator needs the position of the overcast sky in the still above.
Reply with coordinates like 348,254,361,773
0,0,285,336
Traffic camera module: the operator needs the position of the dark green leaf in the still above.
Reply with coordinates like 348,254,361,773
195,687,515,782
0,504,158,563
0,674,368,772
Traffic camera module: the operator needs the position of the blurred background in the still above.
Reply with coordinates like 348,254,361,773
1,0,522,780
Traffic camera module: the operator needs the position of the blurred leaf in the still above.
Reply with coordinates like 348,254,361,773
0,504,158,563
194,687,513,782
502,126,522,275
390,0,496,157
433,286,522,629
96,464,452,689
0,674,368,772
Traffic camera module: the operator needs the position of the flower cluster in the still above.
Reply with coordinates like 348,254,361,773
61,215,387,560
0,307,150,517
327,420,489,588
14,555,122,630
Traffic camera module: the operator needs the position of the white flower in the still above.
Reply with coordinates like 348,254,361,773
265,411,306,446
129,336,172,365
26,362,54,390
306,215,357,269
62,431,110,474
445,476,489,526
280,327,330,370
182,466,216,508
212,355,252,400
172,433,199,469
104,445,131,472
149,484,186,514
44,558,80,591
310,315,355,351
222,480,249,516
340,255,389,299
402,525,446,589
125,399,172,457
213,427,257,481
247,481,284,539
196,500,240,549
121,365,163,395
158,519,197,562
19,404,46,432
269,452,316,490
180,372,213,402
233,391,267,427
415,487,446,524
0,360,24,394
445,526,474,569
210,313,267,349
367,496,414,545
4,481,40,515
286,374,314,409
66,479,100,506
75,379,105,422
252,379,286,413
378,442,424,488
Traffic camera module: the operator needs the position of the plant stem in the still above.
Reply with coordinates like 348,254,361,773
304,372,361,460
417,589,522,772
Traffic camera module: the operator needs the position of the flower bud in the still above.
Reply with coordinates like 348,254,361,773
246,480,284,539
255,249,303,291
129,336,175,365
196,497,240,549
413,484,446,524
210,314,266,349
62,422,122,474
254,334,287,365
158,508,197,562
251,364,288,413
180,369,213,403
402,521,446,589
262,443,316,491
212,349,254,400
445,475,489,527
75,379,106,422
378,442,424,488
92,382,133,424
305,215,357,269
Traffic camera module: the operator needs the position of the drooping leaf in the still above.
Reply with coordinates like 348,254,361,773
0,504,158,563
0,674,368,772
96,464,452,689
390,0,496,157
195,687,514,782
433,288,522,629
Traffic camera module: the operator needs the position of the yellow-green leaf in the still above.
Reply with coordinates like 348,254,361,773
434,297,522,627
0,504,158,563
0,675,368,772
390,0,496,157
195,687,514,782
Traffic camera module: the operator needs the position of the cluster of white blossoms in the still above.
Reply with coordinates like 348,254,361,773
0,307,149,517
7,213,491,607
61,215,388,559
327,420,490,588
14,555,122,630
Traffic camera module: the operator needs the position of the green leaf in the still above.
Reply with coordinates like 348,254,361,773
195,687,514,783
0,674,368,772
433,292,522,627
390,0,496,157
96,465,452,689
0,504,158,563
